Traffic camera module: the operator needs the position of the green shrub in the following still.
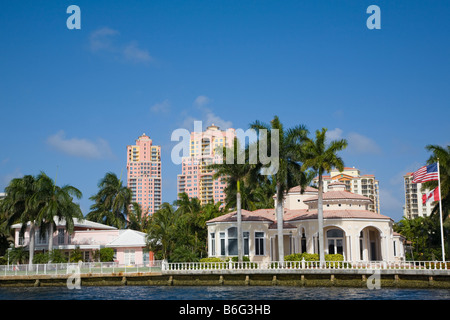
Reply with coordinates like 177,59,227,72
283,253,347,268
284,253,320,262
325,254,344,261
33,252,50,264
49,249,68,263
69,247,83,262
200,257,224,263
231,256,250,262
99,248,115,262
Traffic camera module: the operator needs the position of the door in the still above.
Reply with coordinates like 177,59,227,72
370,242,377,261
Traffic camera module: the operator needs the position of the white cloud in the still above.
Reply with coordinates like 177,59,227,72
347,132,382,155
0,168,23,190
326,128,381,155
89,27,119,52
150,99,171,113
179,95,233,131
193,95,211,107
88,27,153,64
327,128,344,141
46,131,114,160
123,41,153,64
203,108,233,130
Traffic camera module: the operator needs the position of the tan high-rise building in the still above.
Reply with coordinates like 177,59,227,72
127,133,161,215
313,167,380,214
403,172,433,219
177,124,235,206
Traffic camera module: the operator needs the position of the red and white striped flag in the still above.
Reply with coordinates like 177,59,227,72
412,163,439,183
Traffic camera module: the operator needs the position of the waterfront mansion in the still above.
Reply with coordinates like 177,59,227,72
11,218,151,265
206,182,406,263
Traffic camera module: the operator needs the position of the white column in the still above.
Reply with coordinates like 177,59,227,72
346,235,351,261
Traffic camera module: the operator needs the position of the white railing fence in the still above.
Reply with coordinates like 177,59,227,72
0,261,162,277
2,260,450,277
162,260,450,272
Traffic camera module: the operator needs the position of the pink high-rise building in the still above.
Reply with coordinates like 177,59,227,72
177,124,235,206
127,133,162,215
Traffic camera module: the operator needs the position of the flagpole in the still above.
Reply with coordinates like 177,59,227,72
437,159,445,262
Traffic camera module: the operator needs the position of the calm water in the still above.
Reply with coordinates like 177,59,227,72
1,286,450,300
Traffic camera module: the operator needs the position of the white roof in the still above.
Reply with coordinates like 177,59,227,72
106,229,147,248
11,217,117,230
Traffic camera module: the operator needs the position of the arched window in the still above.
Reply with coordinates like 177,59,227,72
227,227,238,255
219,227,249,256
301,229,307,253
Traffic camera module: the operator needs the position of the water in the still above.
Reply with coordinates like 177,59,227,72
1,285,450,300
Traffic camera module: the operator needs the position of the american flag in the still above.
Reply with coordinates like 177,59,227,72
412,163,439,184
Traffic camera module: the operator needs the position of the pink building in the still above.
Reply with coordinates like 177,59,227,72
177,124,235,206
11,218,152,265
127,133,162,215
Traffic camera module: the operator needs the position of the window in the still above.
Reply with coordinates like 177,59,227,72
255,232,265,256
58,229,65,245
143,251,150,265
220,232,225,256
35,230,47,245
227,227,238,255
210,233,216,256
124,249,135,265
301,230,307,253
327,229,344,255
243,232,249,255
83,251,90,262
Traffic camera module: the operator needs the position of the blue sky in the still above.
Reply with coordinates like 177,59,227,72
1,0,449,222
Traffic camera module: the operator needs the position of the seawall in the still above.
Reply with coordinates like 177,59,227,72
2,270,450,288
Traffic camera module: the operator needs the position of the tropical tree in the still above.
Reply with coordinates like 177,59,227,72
1,175,41,267
8,246,29,265
87,172,132,229
251,116,309,262
146,202,179,261
32,172,83,254
422,144,450,219
301,128,348,264
127,202,151,233
208,138,260,262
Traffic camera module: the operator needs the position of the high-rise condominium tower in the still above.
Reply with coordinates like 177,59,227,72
177,124,235,206
127,133,161,215
313,167,381,214
403,172,434,219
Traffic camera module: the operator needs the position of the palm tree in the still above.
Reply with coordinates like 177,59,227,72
127,202,151,233
2,175,40,268
146,202,179,261
87,172,132,229
301,128,348,264
32,172,83,254
251,116,309,262
207,138,259,262
422,145,450,218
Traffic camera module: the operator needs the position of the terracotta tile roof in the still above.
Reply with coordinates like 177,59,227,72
287,186,318,193
206,206,392,225
272,185,318,198
206,209,274,224
303,190,372,203
286,209,392,221
269,222,297,229
328,181,346,186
